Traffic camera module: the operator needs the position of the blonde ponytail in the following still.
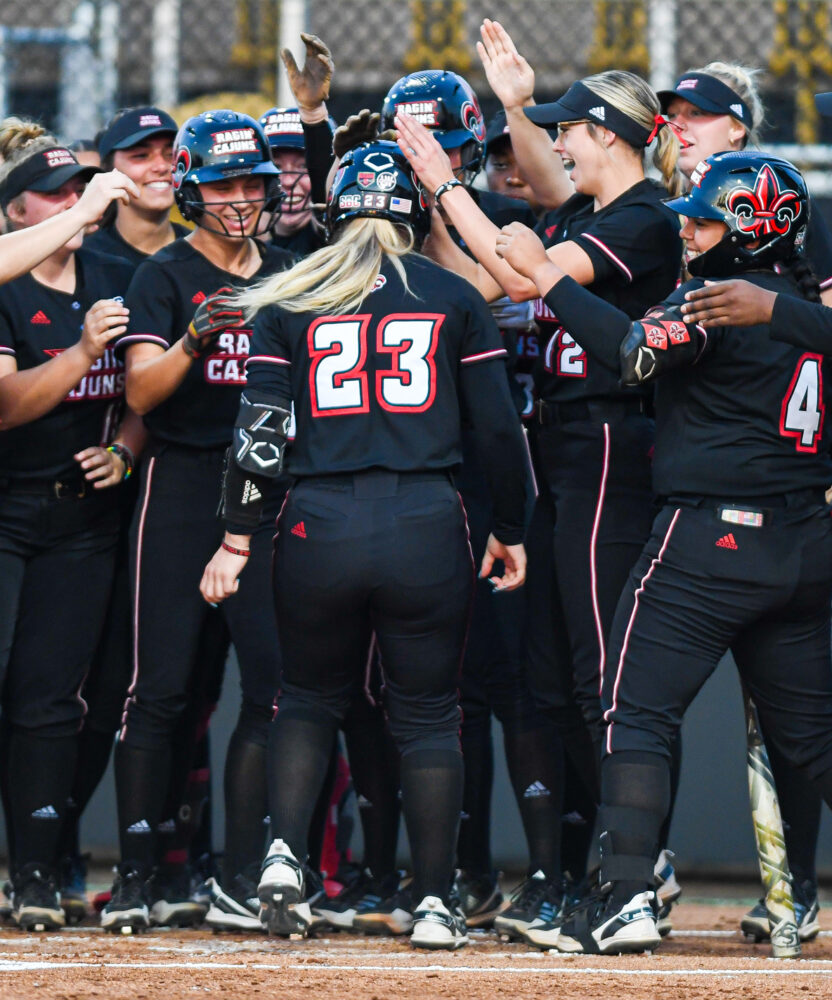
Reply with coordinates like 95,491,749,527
237,218,415,319
582,70,681,194
0,117,50,162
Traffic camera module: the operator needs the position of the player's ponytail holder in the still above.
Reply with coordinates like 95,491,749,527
647,113,692,149
645,114,669,145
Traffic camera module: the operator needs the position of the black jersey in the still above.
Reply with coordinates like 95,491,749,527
84,222,191,269
0,248,134,479
247,254,513,475
272,221,324,257
649,273,832,496
446,187,538,416
544,267,832,496
533,180,682,404
805,196,832,290
114,239,293,448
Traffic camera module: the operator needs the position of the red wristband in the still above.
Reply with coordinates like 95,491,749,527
222,541,251,557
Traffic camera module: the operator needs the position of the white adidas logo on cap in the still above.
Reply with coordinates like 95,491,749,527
729,103,744,118
588,106,606,121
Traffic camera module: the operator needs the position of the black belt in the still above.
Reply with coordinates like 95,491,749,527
664,488,828,526
0,475,89,499
534,397,646,425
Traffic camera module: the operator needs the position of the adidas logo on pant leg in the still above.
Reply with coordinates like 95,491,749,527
523,781,551,798
715,533,738,550
126,819,152,834
31,805,59,819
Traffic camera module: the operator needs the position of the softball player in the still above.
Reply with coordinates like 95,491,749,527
397,67,683,934
656,64,832,940
101,110,292,934
380,68,562,932
0,129,139,930
201,139,530,951
57,106,192,923
495,150,832,954
259,107,325,256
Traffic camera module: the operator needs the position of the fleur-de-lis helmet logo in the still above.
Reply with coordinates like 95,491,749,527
725,164,802,239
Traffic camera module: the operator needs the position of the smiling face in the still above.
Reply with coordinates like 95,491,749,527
271,148,311,229
197,175,267,238
679,215,728,266
112,135,176,213
552,120,605,194
7,177,87,251
665,97,746,178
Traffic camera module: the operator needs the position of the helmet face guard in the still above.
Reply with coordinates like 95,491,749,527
665,151,809,278
326,140,431,247
172,110,284,238
381,70,486,186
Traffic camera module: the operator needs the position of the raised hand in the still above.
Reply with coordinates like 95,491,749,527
477,18,535,109
281,33,334,111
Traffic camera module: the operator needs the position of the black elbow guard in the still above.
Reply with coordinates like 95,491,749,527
620,309,705,386
233,390,292,476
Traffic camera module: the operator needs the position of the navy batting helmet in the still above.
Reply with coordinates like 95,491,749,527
381,70,485,183
665,150,808,277
172,110,283,234
326,140,431,247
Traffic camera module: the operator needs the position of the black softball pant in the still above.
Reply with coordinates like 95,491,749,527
455,433,538,734
273,471,473,753
120,442,282,750
603,499,832,782
527,411,656,743
0,487,119,735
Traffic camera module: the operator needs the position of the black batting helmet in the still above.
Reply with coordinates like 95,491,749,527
326,140,431,247
380,70,485,183
665,150,808,277
172,109,282,235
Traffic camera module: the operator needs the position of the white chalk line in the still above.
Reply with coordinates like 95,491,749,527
1,959,832,976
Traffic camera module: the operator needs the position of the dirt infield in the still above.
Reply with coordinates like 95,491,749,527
0,900,830,1000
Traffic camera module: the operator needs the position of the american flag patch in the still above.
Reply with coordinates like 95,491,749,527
390,197,412,213
719,508,764,528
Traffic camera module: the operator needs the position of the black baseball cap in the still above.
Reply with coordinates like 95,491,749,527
524,82,652,147
98,107,178,159
815,92,832,117
658,73,751,125
0,147,99,207
484,110,512,156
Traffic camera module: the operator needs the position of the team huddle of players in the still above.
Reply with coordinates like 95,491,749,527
0,16,831,956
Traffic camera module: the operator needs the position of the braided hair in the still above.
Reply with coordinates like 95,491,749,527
781,252,821,304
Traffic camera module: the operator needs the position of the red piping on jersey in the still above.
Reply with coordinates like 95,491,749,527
604,507,681,753
247,354,291,366
120,455,156,741
364,633,378,705
592,423,611,695
821,275,832,291
579,233,633,283
0,346,14,355
460,348,508,364
455,490,477,752
116,333,170,350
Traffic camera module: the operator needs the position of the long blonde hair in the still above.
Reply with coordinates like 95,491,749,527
685,61,765,147
237,217,414,318
582,70,682,196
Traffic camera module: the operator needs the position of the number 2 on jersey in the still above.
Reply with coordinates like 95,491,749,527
309,313,442,417
780,353,824,453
